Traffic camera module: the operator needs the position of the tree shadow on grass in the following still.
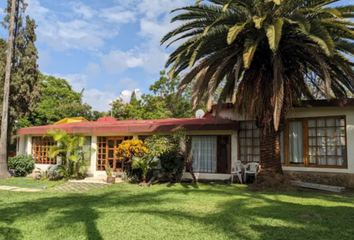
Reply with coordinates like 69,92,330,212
0,227,23,240
0,184,354,239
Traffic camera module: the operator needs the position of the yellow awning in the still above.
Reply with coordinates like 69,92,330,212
55,117,88,125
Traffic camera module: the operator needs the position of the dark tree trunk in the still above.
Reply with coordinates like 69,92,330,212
187,160,197,184
259,127,283,175
0,0,16,179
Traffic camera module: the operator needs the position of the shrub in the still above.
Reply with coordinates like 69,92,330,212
116,139,148,161
8,154,35,177
160,150,185,183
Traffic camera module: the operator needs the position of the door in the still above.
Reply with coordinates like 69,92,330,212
97,136,125,172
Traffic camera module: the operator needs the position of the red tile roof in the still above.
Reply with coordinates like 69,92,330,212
16,117,239,135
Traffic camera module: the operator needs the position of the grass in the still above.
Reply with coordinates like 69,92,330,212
0,177,64,189
0,182,354,240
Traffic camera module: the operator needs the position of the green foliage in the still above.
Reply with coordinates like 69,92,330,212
18,74,97,128
110,71,208,120
0,1,41,135
162,0,354,133
45,129,94,180
159,150,185,183
143,129,188,183
8,154,35,177
132,156,160,183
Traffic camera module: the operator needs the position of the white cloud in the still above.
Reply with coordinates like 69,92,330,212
25,0,133,52
100,6,135,23
101,50,143,74
83,88,116,111
52,73,88,93
49,73,116,111
119,89,142,103
71,2,95,20
86,62,101,76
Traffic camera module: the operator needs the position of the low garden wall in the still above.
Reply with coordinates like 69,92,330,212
284,171,354,188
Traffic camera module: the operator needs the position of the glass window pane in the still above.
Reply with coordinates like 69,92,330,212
289,121,304,164
253,138,259,146
317,137,326,146
108,150,114,158
309,137,316,146
240,155,246,161
240,139,246,146
328,157,336,165
246,130,252,137
327,127,335,137
241,147,246,154
327,137,335,146
246,139,252,146
337,157,345,166
108,140,114,148
247,155,252,162
327,147,335,155
247,147,253,154
254,156,260,162
308,120,316,127
318,157,326,165
317,119,325,127
317,147,326,156
254,147,260,154
336,118,345,127
337,137,345,146
309,156,316,164
239,130,245,138
308,128,316,137
326,119,335,127
309,147,316,156
253,130,259,138
337,147,345,156
317,128,325,136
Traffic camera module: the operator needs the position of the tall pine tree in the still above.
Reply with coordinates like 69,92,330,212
0,0,40,155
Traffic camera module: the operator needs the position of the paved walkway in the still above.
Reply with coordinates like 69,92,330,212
51,182,108,193
0,186,42,192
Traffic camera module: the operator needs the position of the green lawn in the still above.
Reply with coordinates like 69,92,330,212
0,177,64,189
0,183,354,240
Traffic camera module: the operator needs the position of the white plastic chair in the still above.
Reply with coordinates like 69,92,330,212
231,160,244,184
243,162,259,183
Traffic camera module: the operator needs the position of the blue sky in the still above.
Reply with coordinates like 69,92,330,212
0,0,194,111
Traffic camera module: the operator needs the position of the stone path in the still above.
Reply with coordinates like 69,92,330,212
0,186,42,192
51,182,108,193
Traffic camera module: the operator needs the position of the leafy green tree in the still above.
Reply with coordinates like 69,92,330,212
45,129,94,180
110,71,209,120
162,0,354,183
19,74,94,127
0,0,40,178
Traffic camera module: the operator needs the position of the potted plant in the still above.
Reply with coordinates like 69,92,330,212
106,166,115,184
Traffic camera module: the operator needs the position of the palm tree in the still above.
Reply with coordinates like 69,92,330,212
132,156,160,184
45,129,93,179
161,0,354,181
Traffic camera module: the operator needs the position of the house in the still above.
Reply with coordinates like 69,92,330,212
15,99,354,186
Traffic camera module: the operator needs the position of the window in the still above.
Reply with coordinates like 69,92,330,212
32,137,56,164
238,122,260,162
192,136,216,173
97,137,128,171
83,137,92,166
190,135,231,173
308,117,346,166
284,116,347,168
288,121,304,164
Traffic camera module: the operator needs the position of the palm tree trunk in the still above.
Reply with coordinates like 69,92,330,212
0,0,16,179
259,128,283,175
